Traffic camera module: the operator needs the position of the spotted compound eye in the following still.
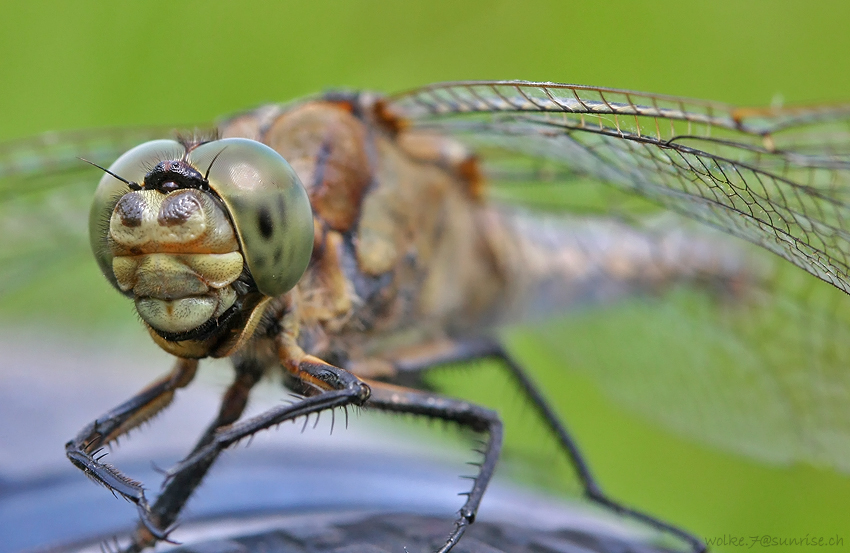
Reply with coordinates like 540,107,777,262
89,138,314,300
188,139,314,297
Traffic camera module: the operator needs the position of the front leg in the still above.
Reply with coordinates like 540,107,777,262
130,329,371,551
127,356,267,552
65,357,198,540
159,356,371,500
158,370,498,553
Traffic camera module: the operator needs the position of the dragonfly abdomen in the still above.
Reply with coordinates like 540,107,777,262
485,210,758,324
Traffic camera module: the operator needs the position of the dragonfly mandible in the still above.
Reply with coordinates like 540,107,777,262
2,80,850,553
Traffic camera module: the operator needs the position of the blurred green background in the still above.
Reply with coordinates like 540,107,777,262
2,1,850,551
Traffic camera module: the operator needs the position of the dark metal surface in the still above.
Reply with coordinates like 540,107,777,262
108,512,675,553
3,447,675,553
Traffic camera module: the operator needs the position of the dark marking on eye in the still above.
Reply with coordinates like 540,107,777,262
115,194,145,227
159,192,201,226
254,255,267,269
258,207,274,239
273,247,283,265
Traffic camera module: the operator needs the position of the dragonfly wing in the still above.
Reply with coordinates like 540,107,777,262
0,127,189,302
525,258,850,472
387,81,850,293
386,81,850,472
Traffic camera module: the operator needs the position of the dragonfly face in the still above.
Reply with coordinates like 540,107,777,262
89,138,313,358
2,81,850,553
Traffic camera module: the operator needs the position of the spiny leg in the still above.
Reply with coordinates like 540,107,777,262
385,336,706,553
363,380,503,553
127,357,267,552
65,358,198,540
149,356,371,533
160,374,501,553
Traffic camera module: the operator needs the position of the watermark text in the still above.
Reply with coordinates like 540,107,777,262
705,534,844,548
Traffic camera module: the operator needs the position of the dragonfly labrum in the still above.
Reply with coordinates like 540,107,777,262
2,80,850,553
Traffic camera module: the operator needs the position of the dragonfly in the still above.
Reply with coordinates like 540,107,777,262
2,80,850,553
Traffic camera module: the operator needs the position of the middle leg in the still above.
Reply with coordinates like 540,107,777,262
374,336,706,552
364,380,503,553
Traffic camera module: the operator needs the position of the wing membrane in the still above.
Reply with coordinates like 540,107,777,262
0,127,181,194
0,126,182,301
388,81,850,293
388,81,850,472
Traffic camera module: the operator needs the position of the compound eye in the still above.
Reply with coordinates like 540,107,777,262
188,138,314,297
89,140,186,291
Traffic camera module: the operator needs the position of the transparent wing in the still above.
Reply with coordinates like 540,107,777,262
388,81,850,293
386,81,850,472
0,127,183,306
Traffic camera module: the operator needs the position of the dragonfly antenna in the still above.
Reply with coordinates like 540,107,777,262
79,157,142,190
204,146,228,181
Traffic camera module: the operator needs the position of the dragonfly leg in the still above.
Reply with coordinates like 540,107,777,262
383,336,706,553
65,358,198,542
127,355,370,549
126,356,267,552
363,380,503,553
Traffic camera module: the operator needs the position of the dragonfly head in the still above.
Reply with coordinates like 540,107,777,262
89,138,314,358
